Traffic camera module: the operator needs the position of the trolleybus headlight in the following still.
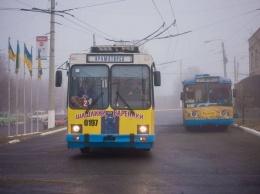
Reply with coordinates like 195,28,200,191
71,124,82,133
220,110,227,116
190,111,197,117
137,125,149,134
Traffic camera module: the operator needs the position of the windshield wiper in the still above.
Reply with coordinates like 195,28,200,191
85,92,104,113
116,92,135,114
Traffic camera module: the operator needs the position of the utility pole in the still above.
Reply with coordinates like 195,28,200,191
48,0,55,128
234,57,237,83
205,39,228,77
221,42,227,77
237,61,239,82
180,60,182,108
93,34,96,46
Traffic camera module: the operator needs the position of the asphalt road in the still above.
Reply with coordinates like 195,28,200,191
0,109,260,194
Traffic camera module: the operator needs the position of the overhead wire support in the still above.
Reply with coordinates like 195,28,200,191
19,7,116,42
20,8,65,17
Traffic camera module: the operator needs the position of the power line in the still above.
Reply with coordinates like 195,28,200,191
14,0,34,8
168,0,179,61
66,14,117,40
151,0,165,23
61,0,125,12
193,8,260,32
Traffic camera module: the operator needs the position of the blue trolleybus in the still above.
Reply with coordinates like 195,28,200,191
180,74,236,130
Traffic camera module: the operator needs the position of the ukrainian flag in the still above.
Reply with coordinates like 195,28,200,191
15,41,21,74
24,44,33,76
8,38,16,61
38,49,42,79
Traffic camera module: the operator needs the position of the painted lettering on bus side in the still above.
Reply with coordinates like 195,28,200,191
76,110,106,119
75,110,144,120
113,110,144,119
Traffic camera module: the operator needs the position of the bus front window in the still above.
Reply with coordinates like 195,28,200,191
184,84,207,104
209,83,232,104
111,65,151,110
69,65,109,109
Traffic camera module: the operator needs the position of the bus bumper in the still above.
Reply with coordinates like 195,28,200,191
66,134,155,149
184,118,233,126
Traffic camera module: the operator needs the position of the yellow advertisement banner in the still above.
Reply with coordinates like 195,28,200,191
184,106,233,120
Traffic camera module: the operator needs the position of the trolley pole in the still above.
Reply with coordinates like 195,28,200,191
48,0,55,128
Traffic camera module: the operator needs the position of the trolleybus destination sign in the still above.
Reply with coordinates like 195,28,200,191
87,54,133,63
195,77,219,83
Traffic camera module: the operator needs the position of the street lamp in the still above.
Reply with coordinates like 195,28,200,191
205,39,228,77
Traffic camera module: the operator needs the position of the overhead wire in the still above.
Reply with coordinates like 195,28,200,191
192,8,260,32
61,0,125,12
151,0,171,63
134,22,165,45
138,21,176,46
168,0,179,61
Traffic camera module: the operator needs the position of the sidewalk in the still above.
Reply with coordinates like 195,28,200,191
233,117,260,137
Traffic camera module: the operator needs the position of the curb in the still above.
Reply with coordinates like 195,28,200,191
233,124,260,137
40,127,67,136
7,128,67,144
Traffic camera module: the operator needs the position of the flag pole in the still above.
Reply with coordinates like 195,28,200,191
31,70,33,133
23,49,26,135
37,50,39,133
8,39,11,137
16,73,18,135
15,40,20,136
37,75,39,132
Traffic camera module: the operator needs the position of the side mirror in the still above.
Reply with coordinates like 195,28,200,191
233,89,237,98
180,92,184,100
154,71,161,86
55,70,62,87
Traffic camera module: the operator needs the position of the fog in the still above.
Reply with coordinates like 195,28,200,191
0,0,259,110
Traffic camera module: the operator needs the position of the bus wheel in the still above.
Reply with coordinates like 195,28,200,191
80,147,90,154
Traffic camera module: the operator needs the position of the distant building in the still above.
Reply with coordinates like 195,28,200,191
249,27,260,76
234,27,260,116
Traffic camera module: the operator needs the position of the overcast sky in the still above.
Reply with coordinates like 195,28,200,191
1,0,260,96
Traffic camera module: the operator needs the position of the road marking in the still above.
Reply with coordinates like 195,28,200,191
8,139,20,144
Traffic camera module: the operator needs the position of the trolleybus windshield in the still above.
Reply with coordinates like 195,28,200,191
69,65,109,109
111,65,151,110
184,84,207,104
209,83,232,104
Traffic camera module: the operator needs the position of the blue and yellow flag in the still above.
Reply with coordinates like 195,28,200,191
24,44,33,77
15,41,21,74
38,49,43,79
8,38,16,61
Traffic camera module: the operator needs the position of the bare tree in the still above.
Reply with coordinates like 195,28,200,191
234,88,255,124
